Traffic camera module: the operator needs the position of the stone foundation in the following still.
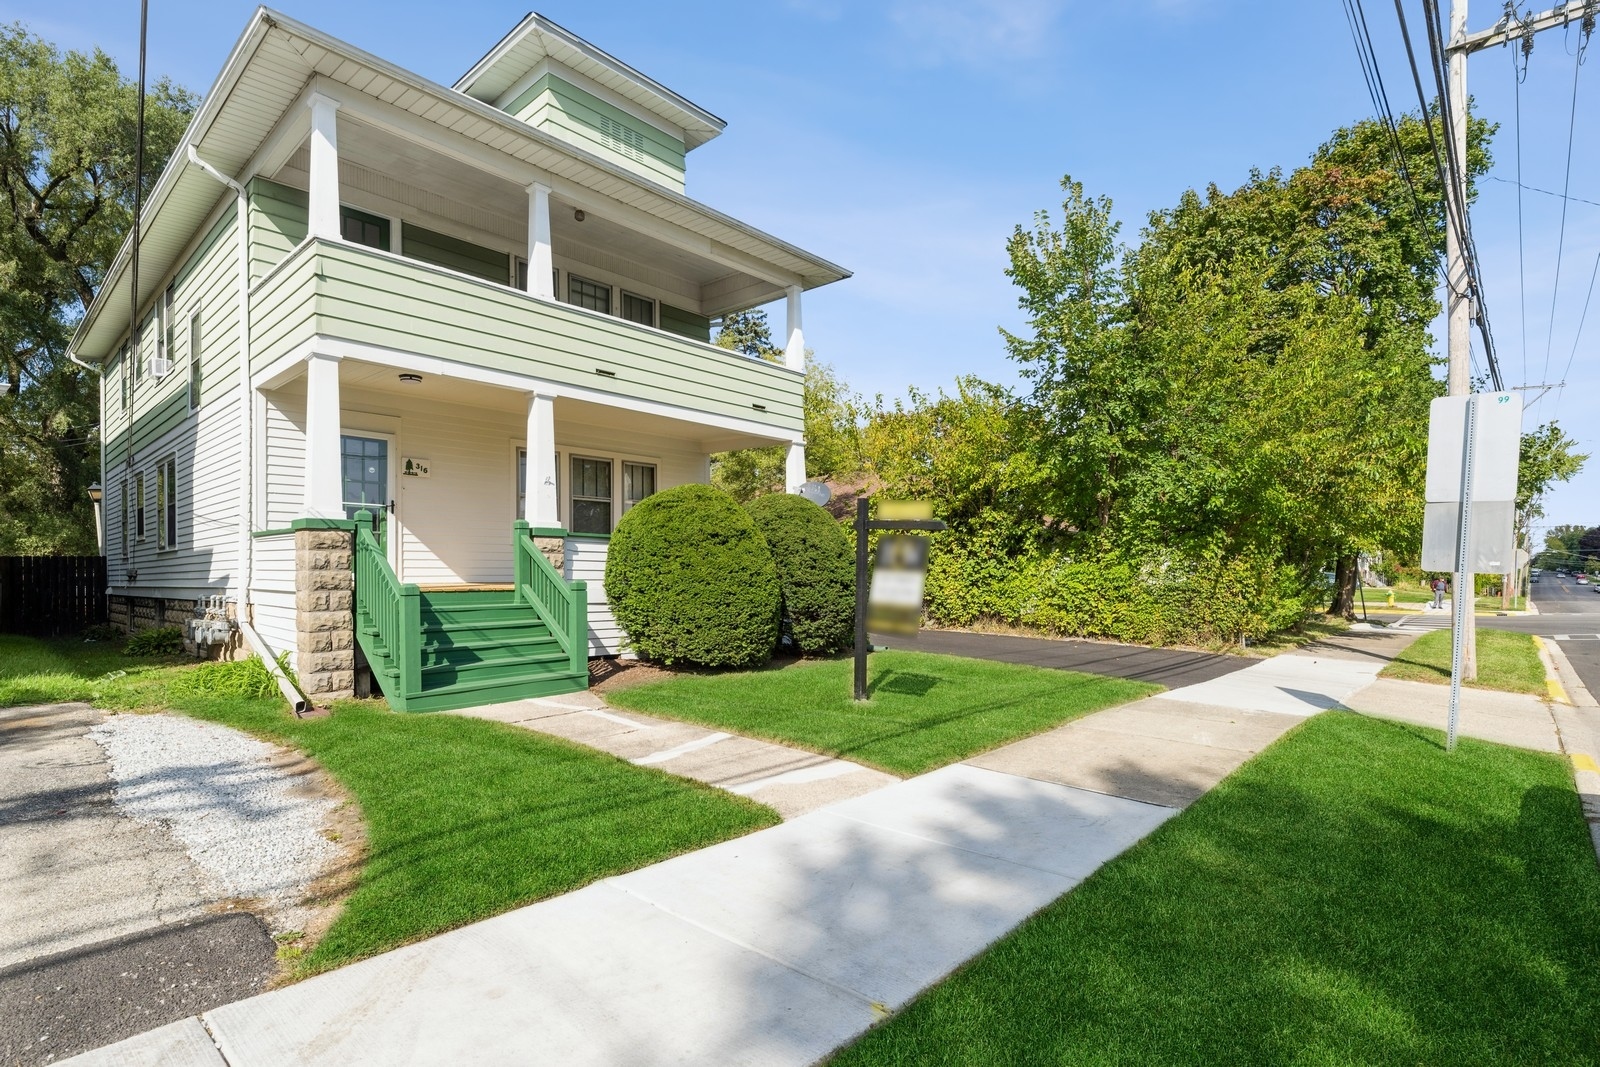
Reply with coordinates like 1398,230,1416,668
534,536,566,572
295,527,356,701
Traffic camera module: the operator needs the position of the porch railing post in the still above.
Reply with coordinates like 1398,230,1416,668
568,579,588,676
399,582,422,699
512,520,531,608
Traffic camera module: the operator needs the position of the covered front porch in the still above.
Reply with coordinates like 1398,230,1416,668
249,351,800,709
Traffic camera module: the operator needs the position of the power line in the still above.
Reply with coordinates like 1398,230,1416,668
1553,251,1599,421
1483,176,1600,210
1541,42,1585,386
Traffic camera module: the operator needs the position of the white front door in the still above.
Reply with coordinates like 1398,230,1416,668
341,432,399,574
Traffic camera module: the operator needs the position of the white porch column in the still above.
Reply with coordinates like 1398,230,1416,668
307,93,342,241
786,440,807,494
525,393,559,527
527,183,554,299
303,353,344,517
784,284,805,371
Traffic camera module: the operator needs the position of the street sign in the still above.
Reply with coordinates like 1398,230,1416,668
1422,392,1522,574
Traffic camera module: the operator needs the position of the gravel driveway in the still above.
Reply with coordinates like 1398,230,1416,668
0,702,349,1065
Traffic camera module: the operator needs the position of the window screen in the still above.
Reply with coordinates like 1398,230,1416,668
622,462,656,513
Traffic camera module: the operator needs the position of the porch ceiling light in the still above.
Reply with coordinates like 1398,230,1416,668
574,209,586,222
398,373,423,383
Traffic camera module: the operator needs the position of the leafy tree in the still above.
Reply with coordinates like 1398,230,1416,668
0,24,196,552
709,309,862,501
1539,523,1590,569
1516,422,1587,545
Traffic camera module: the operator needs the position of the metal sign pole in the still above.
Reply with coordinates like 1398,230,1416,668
853,496,869,701
1447,394,1477,753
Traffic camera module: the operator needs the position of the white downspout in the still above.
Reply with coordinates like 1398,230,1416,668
186,146,256,640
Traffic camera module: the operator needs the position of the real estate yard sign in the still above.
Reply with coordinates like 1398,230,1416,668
854,498,946,701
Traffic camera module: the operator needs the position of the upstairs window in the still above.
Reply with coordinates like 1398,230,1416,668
341,206,390,251
135,472,146,541
159,284,174,372
568,274,611,315
187,311,202,411
119,482,129,562
119,345,129,411
621,291,655,328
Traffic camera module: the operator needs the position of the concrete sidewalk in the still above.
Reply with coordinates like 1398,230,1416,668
67,641,1389,1067
449,692,898,820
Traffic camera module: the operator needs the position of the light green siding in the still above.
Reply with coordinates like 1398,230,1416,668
507,74,686,192
247,178,307,284
659,303,711,344
402,224,509,285
249,240,801,434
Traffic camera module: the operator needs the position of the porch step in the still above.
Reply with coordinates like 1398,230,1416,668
396,668,590,714
419,631,561,665
419,646,570,682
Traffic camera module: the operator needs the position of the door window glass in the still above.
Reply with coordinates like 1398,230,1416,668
341,435,389,520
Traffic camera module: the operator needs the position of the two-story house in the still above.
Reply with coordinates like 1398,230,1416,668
68,8,849,710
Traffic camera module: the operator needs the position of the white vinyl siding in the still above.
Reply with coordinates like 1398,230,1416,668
564,537,622,656
250,532,298,659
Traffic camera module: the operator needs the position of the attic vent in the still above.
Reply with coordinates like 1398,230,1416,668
598,116,645,162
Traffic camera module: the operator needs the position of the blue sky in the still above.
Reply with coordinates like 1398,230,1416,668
7,0,1596,535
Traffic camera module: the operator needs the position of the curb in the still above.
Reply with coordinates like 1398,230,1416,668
1537,636,1598,709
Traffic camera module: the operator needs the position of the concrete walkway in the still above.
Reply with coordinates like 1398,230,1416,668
449,692,899,820
62,624,1593,1066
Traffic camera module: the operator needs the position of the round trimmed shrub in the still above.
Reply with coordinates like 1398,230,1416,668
744,493,855,655
605,484,780,667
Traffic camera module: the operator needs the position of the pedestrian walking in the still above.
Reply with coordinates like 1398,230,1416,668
1431,577,1445,610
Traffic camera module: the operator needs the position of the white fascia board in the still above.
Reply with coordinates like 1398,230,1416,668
454,12,724,146
69,10,276,361
253,335,802,445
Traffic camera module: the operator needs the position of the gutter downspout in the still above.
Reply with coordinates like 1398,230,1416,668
187,146,261,681
239,617,309,716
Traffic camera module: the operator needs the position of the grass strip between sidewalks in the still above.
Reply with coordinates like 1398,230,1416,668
0,635,779,976
1381,629,1548,695
606,649,1160,777
831,713,1600,1066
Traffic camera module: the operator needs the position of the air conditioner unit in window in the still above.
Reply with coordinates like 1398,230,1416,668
150,356,173,378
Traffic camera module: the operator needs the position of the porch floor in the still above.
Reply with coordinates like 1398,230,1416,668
413,583,515,593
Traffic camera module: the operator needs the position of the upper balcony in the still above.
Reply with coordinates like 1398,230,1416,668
251,236,804,436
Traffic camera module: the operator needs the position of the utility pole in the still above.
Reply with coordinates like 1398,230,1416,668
1441,0,1594,677
1447,0,1476,677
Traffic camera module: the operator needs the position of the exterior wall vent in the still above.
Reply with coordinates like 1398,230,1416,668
598,116,645,162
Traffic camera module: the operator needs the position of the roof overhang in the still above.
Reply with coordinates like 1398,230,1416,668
70,7,847,361
455,12,725,150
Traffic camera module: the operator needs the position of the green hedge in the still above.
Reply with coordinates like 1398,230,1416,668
605,484,780,667
923,536,1318,646
745,493,855,654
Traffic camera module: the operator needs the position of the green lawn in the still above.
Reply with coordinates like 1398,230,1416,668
606,649,1159,776
831,713,1600,1066
0,635,778,975
1381,629,1548,695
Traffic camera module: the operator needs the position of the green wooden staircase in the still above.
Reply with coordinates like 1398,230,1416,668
352,519,589,712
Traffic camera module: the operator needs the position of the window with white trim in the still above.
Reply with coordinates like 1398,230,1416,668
120,481,129,562
569,456,612,535
622,462,656,513
158,284,174,375
135,472,146,541
187,311,202,411
156,456,177,550
621,291,654,328
119,345,129,411
567,274,611,315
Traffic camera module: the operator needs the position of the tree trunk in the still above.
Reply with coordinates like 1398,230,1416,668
1329,553,1358,619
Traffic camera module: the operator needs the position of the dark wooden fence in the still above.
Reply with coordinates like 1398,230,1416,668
0,556,108,636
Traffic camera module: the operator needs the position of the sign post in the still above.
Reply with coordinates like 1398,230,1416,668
853,497,946,701
1422,391,1522,751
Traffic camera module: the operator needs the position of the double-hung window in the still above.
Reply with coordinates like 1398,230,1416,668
567,274,611,315
158,285,174,374
119,345,130,411
622,462,656,513
135,473,146,541
187,312,202,411
156,456,177,550
569,456,612,535
119,482,130,562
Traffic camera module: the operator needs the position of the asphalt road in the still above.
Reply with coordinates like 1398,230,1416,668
1371,574,1600,701
884,629,1251,689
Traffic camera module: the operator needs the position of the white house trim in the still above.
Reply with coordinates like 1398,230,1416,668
524,392,559,526
306,92,343,242
302,351,344,516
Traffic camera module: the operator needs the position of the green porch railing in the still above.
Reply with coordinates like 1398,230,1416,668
513,520,589,677
354,511,422,701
